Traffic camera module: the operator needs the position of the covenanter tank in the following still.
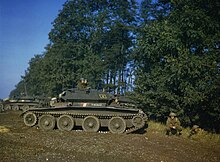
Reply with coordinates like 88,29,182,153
2,96,40,111
2,96,50,111
22,80,148,134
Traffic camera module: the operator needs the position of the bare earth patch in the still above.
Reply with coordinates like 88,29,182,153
0,111,219,162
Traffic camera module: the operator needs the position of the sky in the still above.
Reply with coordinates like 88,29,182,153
0,0,66,99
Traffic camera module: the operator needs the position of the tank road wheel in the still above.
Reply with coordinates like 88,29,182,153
39,115,56,131
82,116,100,132
24,112,37,127
108,117,126,134
13,105,19,110
22,106,30,111
132,116,144,128
5,105,11,110
57,115,74,131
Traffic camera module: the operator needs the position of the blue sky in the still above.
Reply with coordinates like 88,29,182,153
0,0,66,98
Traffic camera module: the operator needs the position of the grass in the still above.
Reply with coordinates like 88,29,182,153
147,121,220,143
0,126,10,133
147,121,167,133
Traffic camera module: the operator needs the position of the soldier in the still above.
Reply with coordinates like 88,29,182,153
77,78,88,89
107,94,119,106
165,112,182,136
189,125,200,138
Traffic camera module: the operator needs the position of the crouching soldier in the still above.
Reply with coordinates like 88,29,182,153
166,112,182,136
188,125,200,138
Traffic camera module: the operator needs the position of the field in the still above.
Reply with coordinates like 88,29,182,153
0,111,219,162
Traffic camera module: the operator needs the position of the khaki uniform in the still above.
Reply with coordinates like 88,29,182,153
166,117,182,135
77,78,88,89
189,125,200,138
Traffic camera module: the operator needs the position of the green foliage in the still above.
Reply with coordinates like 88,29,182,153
134,0,220,132
10,0,138,97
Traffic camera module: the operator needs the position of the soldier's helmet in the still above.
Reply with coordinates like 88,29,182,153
192,125,199,129
80,78,85,82
169,112,176,117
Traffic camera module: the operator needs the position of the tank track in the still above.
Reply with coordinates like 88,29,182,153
24,110,147,134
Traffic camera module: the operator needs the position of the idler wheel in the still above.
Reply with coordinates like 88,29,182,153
24,112,37,127
132,116,144,128
82,116,100,132
39,115,55,131
108,117,126,134
57,115,74,131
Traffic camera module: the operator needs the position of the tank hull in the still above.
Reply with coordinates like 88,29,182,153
22,105,148,134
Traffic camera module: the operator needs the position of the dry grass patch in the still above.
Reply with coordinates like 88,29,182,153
0,126,10,133
147,121,167,134
147,121,220,143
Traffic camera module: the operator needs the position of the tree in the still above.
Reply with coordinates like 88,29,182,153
10,54,44,97
134,0,220,132
48,0,138,94
11,0,139,97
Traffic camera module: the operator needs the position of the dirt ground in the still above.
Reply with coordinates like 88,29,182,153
0,111,219,162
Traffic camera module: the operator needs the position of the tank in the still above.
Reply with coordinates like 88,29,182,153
22,80,148,134
0,99,3,112
2,96,50,111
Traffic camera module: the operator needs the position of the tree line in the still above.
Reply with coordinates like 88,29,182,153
10,0,220,133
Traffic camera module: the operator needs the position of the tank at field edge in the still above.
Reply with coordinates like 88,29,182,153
1,96,50,112
22,83,148,134
0,99,3,112
2,96,40,111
